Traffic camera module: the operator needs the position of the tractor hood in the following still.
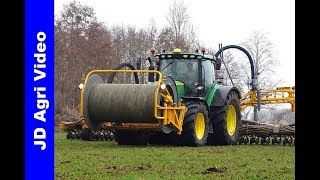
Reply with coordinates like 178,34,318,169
175,80,185,98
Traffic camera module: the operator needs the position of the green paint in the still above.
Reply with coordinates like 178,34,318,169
150,80,217,106
205,84,219,107
175,81,185,98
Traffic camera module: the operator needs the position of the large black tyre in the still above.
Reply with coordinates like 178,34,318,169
182,103,209,146
114,131,149,146
207,91,241,145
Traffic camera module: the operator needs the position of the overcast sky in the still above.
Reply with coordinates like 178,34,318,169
55,0,295,87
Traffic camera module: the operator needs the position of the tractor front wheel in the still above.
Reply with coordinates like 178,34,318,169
182,103,209,146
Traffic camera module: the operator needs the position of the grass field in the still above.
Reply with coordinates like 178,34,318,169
55,132,295,179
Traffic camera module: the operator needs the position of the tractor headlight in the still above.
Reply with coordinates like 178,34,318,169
79,83,84,90
196,85,204,90
160,83,166,91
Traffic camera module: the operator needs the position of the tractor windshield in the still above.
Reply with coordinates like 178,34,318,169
160,59,198,89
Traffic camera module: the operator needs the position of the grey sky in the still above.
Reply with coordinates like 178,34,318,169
55,0,295,87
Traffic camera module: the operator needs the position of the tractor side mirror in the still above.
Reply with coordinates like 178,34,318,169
215,58,222,70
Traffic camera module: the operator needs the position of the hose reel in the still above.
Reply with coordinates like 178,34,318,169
81,70,186,134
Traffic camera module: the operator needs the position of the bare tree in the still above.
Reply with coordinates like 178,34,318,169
164,1,198,52
240,31,280,89
239,31,287,121
55,1,118,123
156,27,175,52
147,19,157,48
217,51,246,93
110,24,156,83
166,1,188,46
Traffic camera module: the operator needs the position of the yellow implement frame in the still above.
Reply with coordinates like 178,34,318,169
240,87,295,112
59,119,89,131
79,70,186,134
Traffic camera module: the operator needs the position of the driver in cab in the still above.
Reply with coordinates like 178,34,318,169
185,62,197,83
182,62,197,95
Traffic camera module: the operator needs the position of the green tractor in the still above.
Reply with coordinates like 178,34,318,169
80,45,259,146
149,47,241,146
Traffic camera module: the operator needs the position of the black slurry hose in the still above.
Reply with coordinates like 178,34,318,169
106,62,140,84
214,45,261,110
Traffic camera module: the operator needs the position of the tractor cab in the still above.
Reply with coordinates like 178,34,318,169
156,48,217,97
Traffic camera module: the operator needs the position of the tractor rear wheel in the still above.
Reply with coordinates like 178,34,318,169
207,91,241,145
182,103,209,146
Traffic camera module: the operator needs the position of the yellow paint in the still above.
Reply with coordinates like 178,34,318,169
240,87,295,112
227,105,236,136
82,120,88,128
173,48,182,53
195,113,205,139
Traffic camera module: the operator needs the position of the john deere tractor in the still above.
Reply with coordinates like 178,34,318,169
74,45,259,146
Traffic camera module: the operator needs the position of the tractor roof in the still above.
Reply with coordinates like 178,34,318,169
155,48,215,60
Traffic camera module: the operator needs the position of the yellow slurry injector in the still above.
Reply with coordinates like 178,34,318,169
239,86,295,145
